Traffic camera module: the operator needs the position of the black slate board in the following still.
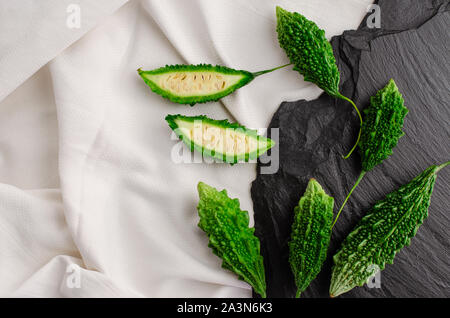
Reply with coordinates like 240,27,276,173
251,0,450,298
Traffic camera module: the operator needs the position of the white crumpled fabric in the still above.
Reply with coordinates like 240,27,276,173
0,0,371,297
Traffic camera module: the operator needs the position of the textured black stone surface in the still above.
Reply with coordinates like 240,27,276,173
251,0,450,298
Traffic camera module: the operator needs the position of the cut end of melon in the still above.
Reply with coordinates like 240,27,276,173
144,71,245,97
176,119,267,155
166,115,274,163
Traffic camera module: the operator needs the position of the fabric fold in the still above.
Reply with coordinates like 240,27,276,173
0,0,128,102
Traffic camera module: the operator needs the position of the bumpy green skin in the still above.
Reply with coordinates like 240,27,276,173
359,79,408,172
165,114,274,164
138,64,254,106
276,6,340,96
330,163,447,297
289,179,334,298
197,182,266,298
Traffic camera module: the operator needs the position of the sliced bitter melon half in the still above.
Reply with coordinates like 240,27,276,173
138,64,254,105
166,114,275,164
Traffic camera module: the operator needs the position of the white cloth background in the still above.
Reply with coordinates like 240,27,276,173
0,0,371,297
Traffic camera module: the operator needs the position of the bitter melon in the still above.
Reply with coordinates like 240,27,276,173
289,179,334,297
275,6,362,158
197,182,266,298
359,79,409,172
330,161,450,297
138,63,289,106
332,79,408,227
166,114,274,164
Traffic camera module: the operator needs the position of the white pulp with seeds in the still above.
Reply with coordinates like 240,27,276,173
165,114,274,163
177,120,259,156
150,72,244,97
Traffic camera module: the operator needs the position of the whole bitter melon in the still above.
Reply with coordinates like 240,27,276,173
359,79,409,172
197,182,266,298
289,179,334,297
330,161,450,297
332,79,408,227
275,6,363,158
138,63,289,106
166,114,274,164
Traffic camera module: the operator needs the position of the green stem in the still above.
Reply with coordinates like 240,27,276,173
252,63,293,77
336,94,363,159
296,290,301,298
436,160,450,173
331,170,366,229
